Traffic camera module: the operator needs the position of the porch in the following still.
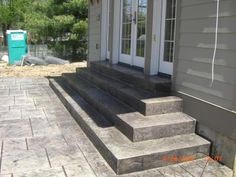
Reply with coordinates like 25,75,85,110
88,0,176,76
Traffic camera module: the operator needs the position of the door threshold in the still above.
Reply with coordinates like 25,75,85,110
158,72,172,79
118,62,144,72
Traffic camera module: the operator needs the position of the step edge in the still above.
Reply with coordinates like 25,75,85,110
141,96,183,103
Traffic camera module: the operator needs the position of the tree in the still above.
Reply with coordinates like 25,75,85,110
0,0,88,60
49,0,88,60
0,0,30,45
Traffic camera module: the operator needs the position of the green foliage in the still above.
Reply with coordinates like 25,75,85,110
0,0,29,25
0,0,88,60
63,0,88,18
0,0,31,44
72,20,88,39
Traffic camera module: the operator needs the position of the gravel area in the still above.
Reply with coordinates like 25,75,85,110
0,61,87,77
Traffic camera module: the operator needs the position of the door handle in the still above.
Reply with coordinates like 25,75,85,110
133,11,137,24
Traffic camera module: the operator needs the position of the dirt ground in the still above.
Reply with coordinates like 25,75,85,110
0,61,87,77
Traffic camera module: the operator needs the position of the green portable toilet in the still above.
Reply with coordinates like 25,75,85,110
7,30,28,65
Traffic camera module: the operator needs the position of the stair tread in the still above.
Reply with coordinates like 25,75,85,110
92,61,170,84
78,68,156,100
64,73,132,115
118,112,195,129
98,129,208,159
50,78,210,161
142,96,182,103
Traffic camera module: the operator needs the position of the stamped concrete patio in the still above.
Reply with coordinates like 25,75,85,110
0,77,233,177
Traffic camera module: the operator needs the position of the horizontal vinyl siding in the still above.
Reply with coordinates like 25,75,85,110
88,2,101,61
178,47,236,68
181,0,236,19
176,60,236,85
174,0,236,111
180,16,236,33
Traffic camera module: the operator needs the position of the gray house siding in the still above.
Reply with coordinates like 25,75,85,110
174,0,236,112
88,2,101,63
173,0,236,168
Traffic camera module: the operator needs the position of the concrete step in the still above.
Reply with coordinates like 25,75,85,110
89,61,171,95
62,73,196,142
77,68,182,116
118,112,196,142
49,78,210,175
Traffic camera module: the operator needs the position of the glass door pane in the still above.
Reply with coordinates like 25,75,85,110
163,0,176,63
136,0,147,58
159,0,176,75
121,0,132,55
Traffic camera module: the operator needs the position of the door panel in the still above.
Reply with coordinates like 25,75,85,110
159,0,176,75
120,0,147,68
120,0,134,64
133,0,147,67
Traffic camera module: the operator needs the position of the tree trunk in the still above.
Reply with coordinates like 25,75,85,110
2,24,7,46
2,24,11,46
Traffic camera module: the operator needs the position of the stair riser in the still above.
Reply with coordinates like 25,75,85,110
117,145,210,174
50,79,210,175
144,100,183,116
78,69,182,116
115,115,196,142
132,121,196,142
90,62,171,94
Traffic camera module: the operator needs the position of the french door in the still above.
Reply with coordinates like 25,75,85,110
119,0,147,68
